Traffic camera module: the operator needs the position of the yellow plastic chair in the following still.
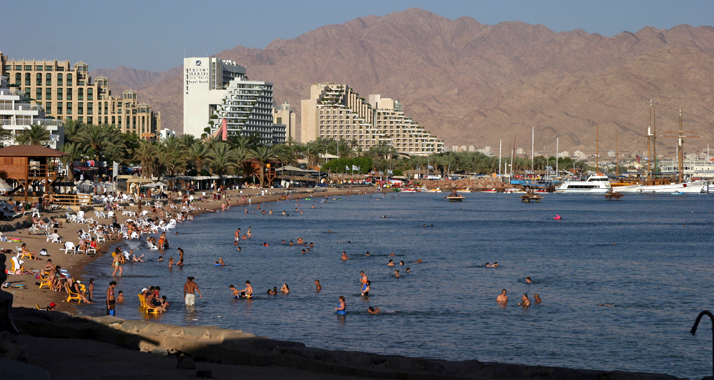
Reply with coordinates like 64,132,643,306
65,283,82,303
38,273,51,289
137,294,159,314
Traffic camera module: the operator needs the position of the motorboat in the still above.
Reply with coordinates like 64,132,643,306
617,181,706,194
555,174,611,193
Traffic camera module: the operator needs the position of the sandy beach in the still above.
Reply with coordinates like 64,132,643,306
2,186,377,313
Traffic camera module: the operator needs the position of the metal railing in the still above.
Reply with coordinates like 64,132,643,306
690,310,713,378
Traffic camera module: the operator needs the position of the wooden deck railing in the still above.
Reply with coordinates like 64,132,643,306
49,194,91,206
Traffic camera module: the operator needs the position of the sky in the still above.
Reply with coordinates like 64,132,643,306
2,0,713,72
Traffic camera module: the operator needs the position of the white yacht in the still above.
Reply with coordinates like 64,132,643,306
555,174,611,193
617,181,706,194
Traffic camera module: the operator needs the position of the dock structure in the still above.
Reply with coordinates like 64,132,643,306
604,192,624,201
520,193,543,203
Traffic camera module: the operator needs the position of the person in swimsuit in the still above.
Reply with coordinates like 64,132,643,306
229,285,241,298
415,259,422,264
111,249,124,277
183,276,202,305
341,251,349,261
526,277,532,284
534,294,542,304
177,248,184,266
517,293,530,307
497,289,508,303
281,284,289,293
359,271,368,287
394,269,400,277
335,296,346,315
237,280,253,299
116,291,125,303
234,228,241,246
315,279,322,291
361,281,370,296
106,281,117,316
387,259,395,267
368,306,380,314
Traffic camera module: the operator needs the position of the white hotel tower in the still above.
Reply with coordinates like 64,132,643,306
183,57,285,145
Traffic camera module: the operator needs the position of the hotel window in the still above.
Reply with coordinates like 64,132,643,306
36,88,42,100
14,65,21,70
112,116,115,124
67,88,76,100
45,66,52,71
24,88,30,98
87,102,92,115
57,102,63,114
24,65,31,71
57,73,63,86
25,73,30,86
104,102,108,114
56,88,63,100
87,88,93,101
88,117,93,124
35,66,42,71
46,73,52,86
46,88,51,100
78,102,83,115
78,88,83,100
78,117,83,122
15,73,20,85
66,102,72,115
45,102,51,113
66,73,72,86
117,116,121,125
36,73,42,86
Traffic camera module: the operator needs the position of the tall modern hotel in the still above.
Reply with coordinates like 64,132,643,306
183,57,285,145
301,83,444,155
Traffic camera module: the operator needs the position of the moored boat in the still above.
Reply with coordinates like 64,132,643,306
555,174,611,193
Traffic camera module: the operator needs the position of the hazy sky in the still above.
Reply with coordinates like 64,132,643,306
2,0,713,72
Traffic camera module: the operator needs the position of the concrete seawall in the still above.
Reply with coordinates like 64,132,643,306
12,307,683,380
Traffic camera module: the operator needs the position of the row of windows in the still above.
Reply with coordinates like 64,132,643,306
7,64,65,71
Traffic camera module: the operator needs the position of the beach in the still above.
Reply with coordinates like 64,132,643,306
2,186,376,312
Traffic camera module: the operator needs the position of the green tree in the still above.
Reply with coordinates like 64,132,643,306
205,142,236,176
63,118,85,144
60,142,86,182
188,143,210,175
15,124,51,145
250,146,276,188
133,140,158,178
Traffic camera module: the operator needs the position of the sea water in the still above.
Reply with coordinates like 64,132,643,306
83,192,714,379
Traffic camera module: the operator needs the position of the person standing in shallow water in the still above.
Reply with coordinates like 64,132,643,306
183,276,202,306
106,281,117,316
497,289,508,303
335,296,346,315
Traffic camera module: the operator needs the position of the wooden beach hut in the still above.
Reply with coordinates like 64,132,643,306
0,145,68,202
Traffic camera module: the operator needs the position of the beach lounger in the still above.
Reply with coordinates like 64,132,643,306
65,283,82,303
38,273,51,289
137,294,159,314
61,242,77,254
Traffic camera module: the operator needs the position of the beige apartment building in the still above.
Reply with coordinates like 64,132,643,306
301,83,444,155
273,102,297,143
1,53,160,138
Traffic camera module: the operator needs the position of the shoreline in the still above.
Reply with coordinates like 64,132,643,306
2,186,378,313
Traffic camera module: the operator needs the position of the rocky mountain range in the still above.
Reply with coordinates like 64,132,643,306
90,8,714,156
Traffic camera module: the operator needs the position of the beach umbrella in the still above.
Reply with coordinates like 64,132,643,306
0,178,12,192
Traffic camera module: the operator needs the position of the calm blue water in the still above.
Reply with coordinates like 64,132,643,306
83,192,714,379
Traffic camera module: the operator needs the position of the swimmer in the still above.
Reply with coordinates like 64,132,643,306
281,283,289,293
390,252,395,257
302,249,306,254
335,296,346,315
157,256,163,262
309,242,314,247
526,276,532,284
517,293,530,306
168,257,174,269
406,267,411,274
598,303,615,307
229,285,241,298
341,251,349,261
359,271,368,285
267,287,277,295
394,269,400,277
415,258,422,264
315,279,322,291
368,306,380,314
281,240,285,244
365,251,370,256
497,289,508,303
361,281,370,296
486,262,499,268
387,259,395,267
534,294,542,304
237,247,241,251
399,261,404,266
237,280,253,299
219,258,225,266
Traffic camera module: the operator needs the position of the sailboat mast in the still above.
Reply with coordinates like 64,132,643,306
678,109,684,184
556,137,559,179
595,123,600,174
531,127,535,174
653,103,657,175
615,127,620,179
498,139,502,177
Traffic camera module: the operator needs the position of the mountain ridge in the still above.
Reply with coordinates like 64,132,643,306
92,8,714,155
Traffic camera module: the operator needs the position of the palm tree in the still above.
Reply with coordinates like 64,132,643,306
250,146,276,188
0,124,10,146
273,144,296,166
63,118,85,144
205,142,236,177
179,134,196,150
75,124,107,161
15,124,51,145
187,143,210,175
60,142,86,182
133,140,158,178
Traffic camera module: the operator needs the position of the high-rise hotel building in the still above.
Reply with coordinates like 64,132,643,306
300,83,444,156
183,57,285,145
1,52,160,138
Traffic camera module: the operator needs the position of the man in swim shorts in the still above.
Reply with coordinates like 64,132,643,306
183,276,202,306
237,280,253,298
